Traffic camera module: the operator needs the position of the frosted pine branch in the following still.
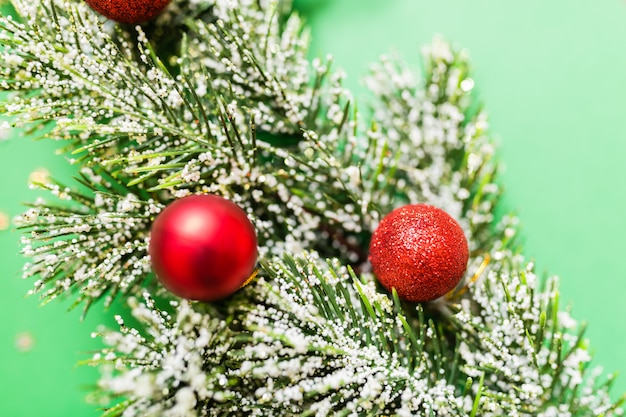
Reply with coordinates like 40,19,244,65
92,252,624,416
15,171,159,309
2,0,624,414
0,0,344,178
92,253,468,416
364,38,502,251
453,254,624,416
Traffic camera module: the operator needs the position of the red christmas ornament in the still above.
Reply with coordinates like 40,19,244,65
369,204,469,302
149,194,258,301
84,0,171,24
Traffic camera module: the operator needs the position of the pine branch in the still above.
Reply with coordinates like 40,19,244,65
2,0,373,266
92,253,471,416
91,251,623,416
2,0,623,414
15,169,158,312
450,257,622,416
363,38,504,253
0,0,343,176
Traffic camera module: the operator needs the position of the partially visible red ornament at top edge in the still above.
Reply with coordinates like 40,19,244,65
84,0,171,24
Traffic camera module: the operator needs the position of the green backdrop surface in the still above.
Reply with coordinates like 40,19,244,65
2,1,626,415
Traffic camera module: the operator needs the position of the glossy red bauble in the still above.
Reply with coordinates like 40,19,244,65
369,204,469,302
84,0,171,24
149,194,258,301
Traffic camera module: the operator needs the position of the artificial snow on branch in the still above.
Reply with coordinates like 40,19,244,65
93,251,621,416
1,0,623,415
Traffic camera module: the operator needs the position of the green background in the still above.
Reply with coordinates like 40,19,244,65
2,0,626,415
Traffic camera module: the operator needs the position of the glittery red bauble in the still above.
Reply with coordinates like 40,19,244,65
84,0,171,24
369,204,469,302
149,194,258,301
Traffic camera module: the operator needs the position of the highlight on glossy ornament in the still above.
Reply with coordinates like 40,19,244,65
368,203,469,302
84,0,171,24
149,194,258,302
